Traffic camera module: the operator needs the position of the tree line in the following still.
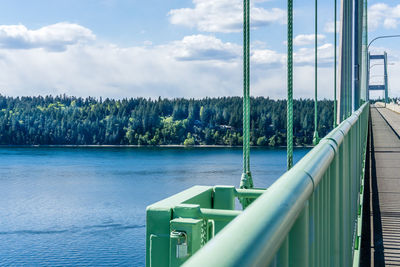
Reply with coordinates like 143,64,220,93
0,95,334,146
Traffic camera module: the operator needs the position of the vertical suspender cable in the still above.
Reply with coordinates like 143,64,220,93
287,0,293,170
347,0,350,116
364,0,369,101
334,0,337,127
313,0,320,145
346,0,350,118
242,0,249,182
240,0,253,208
345,1,353,116
348,0,352,117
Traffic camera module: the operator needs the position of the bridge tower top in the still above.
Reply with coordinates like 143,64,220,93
368,52,389,103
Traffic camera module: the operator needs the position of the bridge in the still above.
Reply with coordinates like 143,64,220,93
145,0,400,266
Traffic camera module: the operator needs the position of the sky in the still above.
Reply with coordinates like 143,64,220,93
0,0,399,100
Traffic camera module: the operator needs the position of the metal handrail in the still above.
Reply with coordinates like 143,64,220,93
184,102,369,267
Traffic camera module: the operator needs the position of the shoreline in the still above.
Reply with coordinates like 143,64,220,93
0,144,313,148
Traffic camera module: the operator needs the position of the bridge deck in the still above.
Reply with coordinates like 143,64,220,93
370,106,400,266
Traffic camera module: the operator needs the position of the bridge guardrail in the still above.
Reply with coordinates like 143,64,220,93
184,102,369,267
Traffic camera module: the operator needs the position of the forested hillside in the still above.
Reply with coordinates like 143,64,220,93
0,95,333,146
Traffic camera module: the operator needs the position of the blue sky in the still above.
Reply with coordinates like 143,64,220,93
0,0,398,99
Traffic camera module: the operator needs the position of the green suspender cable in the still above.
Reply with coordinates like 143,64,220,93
334,0,337,127
313,0,320,145
240,0,253,208
287,0,293,170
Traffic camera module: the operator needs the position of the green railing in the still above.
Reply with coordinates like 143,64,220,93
184,102,369,267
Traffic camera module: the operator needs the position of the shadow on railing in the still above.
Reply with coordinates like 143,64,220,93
184,102,369,267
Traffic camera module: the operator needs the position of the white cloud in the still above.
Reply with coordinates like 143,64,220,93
168,0,286,33
383,18,398,29
323,21,340,33
293,34,326,46
0,23,341,100
294,44,334,66
0,32,244,98
293,65,335,99
251,49,285,66
0,23,95,51
369,3,400,31
166,35,241,61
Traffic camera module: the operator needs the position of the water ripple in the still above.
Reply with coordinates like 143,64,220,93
0,224,145,236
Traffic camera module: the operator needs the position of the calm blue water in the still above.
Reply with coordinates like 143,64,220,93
0,147,309,266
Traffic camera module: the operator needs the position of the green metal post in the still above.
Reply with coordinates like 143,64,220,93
334,0,337,127
240,0,253,207
287,0,293,169
309,197,315,267
277,237,289,267
289,204,309,266
384,52,388,103
330,156,340,265
313,0,320,145
368,52,370,100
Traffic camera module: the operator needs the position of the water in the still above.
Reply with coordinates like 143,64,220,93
0,147,309,266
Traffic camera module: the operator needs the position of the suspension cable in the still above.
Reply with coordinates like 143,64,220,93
240,0,253,194
287,0,293,170
313,0,320,145
334,0,337,127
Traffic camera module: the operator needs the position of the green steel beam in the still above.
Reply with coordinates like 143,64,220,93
235,188,265,199
199,208,241,222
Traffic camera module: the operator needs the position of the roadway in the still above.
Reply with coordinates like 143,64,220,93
369,106,400,266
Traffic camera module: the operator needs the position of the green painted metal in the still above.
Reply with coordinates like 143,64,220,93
184,102,370,267
240,0,253,198
347,0,353,118
169,218,202,266
287,0,293,170
240,0,253,208
145,185,265,266
146,186,212,267
361,0,368,102
384,52,389,103
313,0,320,145
338,0,354,122
354,0,363,110
334,0,337,127
235,188,265,199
